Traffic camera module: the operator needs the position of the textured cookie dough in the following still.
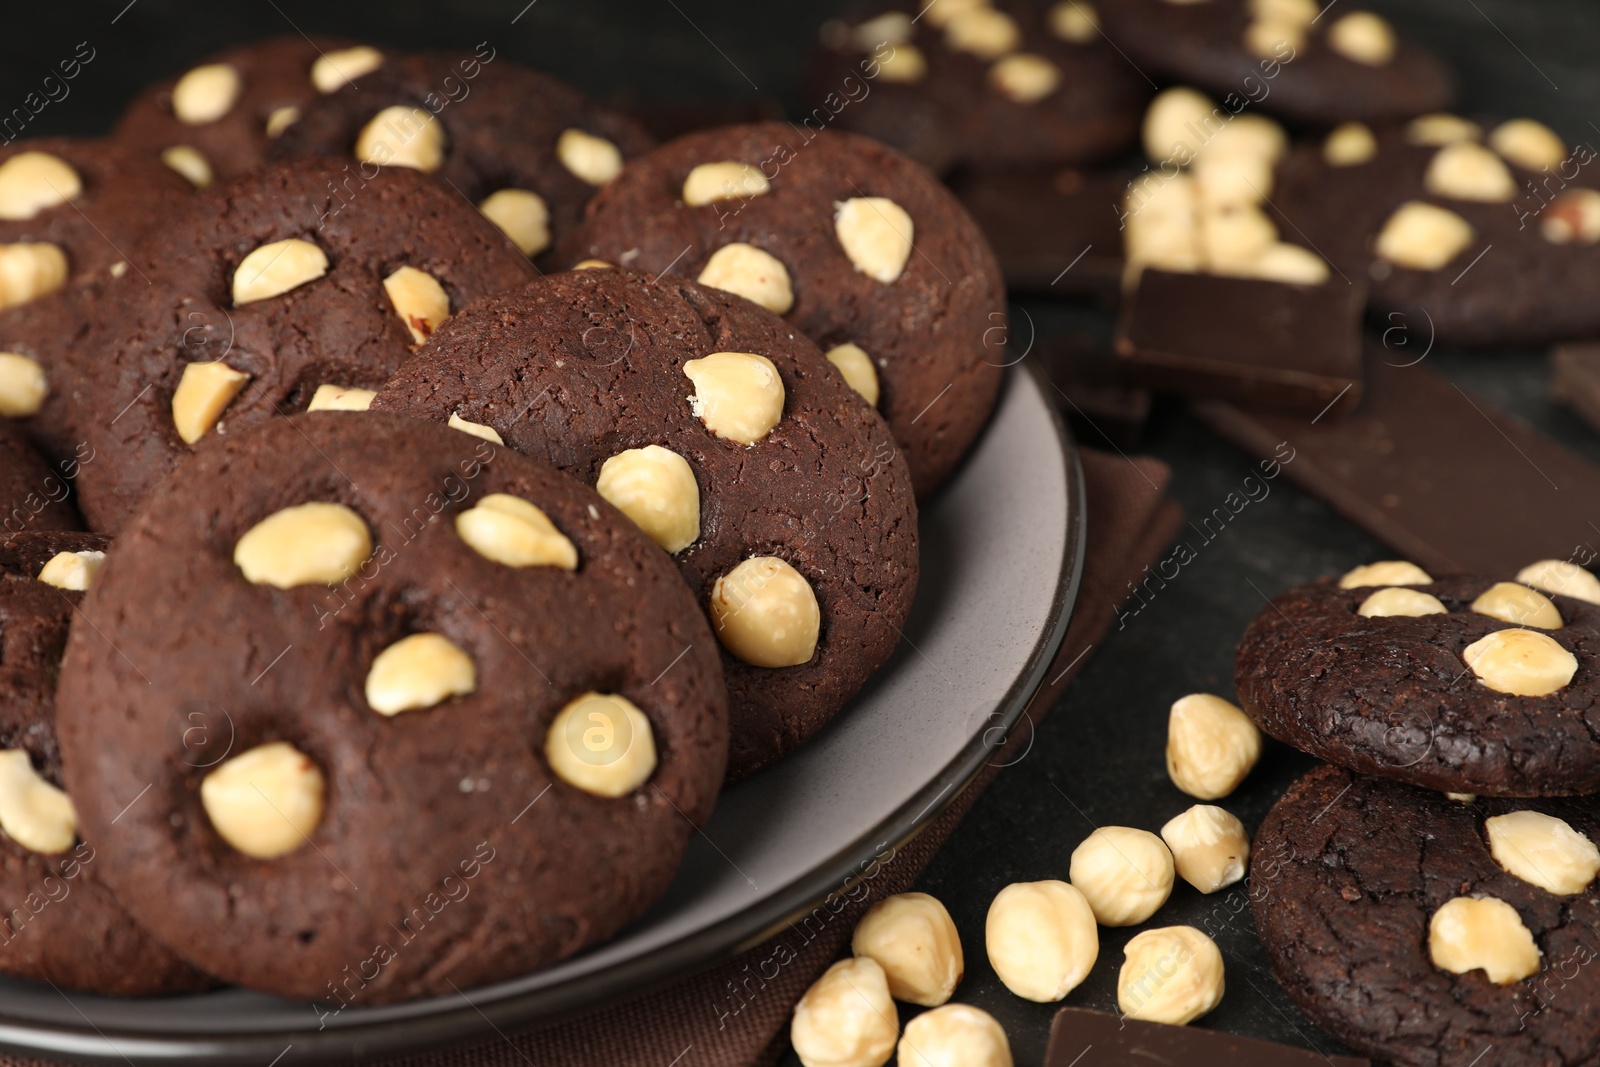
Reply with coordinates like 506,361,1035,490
54,412,727,1003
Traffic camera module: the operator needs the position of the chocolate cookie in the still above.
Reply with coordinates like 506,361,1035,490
271,49,654,268
807,1,1148,174
373,268,919,780
1236,566,1599,796
113,36,372,184
0,530,210,995
1098,0,1452,125
1255,764,1600,1067
0,423,79,535
564,123,1006,497
70,157,536,533
55,412,727,1003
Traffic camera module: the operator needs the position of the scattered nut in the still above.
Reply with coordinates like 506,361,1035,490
1448,792,1478,803
1428,896,1541,983
1204,114,1288,168
791,957,898,1067
545,692,658,797
898,1004,1011,1067
0,242,68,310
1407,113,1482,146
0,750,76,855
311,45,384,93
171,63,241,124
1193,150,1273,209
877,43,929,83
1244,16,1306,58
1249,0,1317,22
479,188,551,257
557,128,624,187
307,384,376,412
455,493,578,570
1124,173,1202,274
572,258,612,270
110,260,128,278
852,892,963,1007
697,243,794,314
1358,587,1448,617
265,106,301,139
825,343,881,406
596,445,701,554
0,152,80,220
683,351,786,445
835,197,914,284
171,360,251,445
851,12,914,49
1471,582,1563,630
200,741,325,859
1324,122,1378,166
1462,628,1577,697
1375,201,1475,270
1425,142,1516,203
1142,87,1218,165
160,144,213,188
1540,189,1600,245
1160,805,1250,894
233,238,328,305
682,161,770,207
1166,693,1262,801
365,633,476,716
1118,926,1225,1025
36,549,106,592
1486,810,1600,895
234,502,371,589
355,105,445,173
1048,1,1099,43
989,54,1061,104
1245,243,1331,285
1340,560,1433,588
383,266,450,344
917,0,987,28
985,880,1098,1002
448,412,504,445
1517,560,1600,605
708,556,820,668
1199,204,1277,271
1489,118,1567,171
1326,11,1396,66
946,7,1021,58
1070,825,1175,926
0,352,47,418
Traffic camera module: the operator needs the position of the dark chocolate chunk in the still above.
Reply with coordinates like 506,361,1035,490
1553,343,1600,435
1046,1006,1368,1067
1032,334,1150,448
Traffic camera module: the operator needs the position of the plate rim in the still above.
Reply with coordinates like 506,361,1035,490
0,367,1086,1065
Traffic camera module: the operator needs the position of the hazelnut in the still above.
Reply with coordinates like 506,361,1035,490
1048,1,1099,43
1193,151,1273,209
1448,792,1478,803
0,152,80,220
835,197,914,284
1340,560,1433,588
1462,629,1578,697
1069,825,1175,926
985,880,1098,1002
1517,560,1600,606
383,265,450,344
877,44,929,84
557,128,624,187
946,7,1021,58
36,550,106,592
448,412,504,445
1471,582,1563,630
791,958,898,1067
1424,142,1516,203
1142,87,1218,166
160,144,213,188
0,242,68,310
1118,926,1225,1025
1540,189,1600,246
265,106,301,139
683,351,786,445
596,445,700,554
233,238,328,305
545,692,658,798
682,161,770,207
1203,115,1289,167
1244,243,1330,285
1428,896,1541,983
1486,810,1600,895
355,106,445,173
851,892,963,1007
311,46,384,93
825,343,881,407
1249,0,1317,22
1324,122,1378,167
1407,113,1482,147
1489,118,1567,171
1374,201,1475,270
234,502,372,589
307,384,376,412
172,360,251,445
851,12,914,49
365,633,476,716
898,1004,1011,1067
1326,11,1396,66
171,63,241,125
0,352,47,418
697,243,794,314
989,54,1061,105
1358,587,1448,618
1199,204,1277,271
917,0,988,28
1244,17,1306,59
200,742,325,859
1124,174,1201,274
1166,693,1262,801
455,493,578,570
572,258,612,270
708,556,820,668
0,750,76,855
1160,805,1250,894
479,188,551,257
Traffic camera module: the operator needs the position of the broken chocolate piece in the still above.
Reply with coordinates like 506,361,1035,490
1047,1007,1369,1067
1033,334,1151,448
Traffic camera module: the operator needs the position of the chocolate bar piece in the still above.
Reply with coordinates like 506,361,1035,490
1194,350,1600,575
1553,343,1600,435
1117,269,1365,416
1047,1008,1369,1066
1033,335,1151,448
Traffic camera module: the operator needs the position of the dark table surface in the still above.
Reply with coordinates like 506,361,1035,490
7,1,1599,1064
